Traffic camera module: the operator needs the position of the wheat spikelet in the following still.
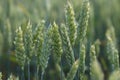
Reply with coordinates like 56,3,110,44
114,49,119,70
33,20,45,80
40,26,52,72
51,22,63,63
24,21,34,61
90,45,104,80
14,27,26,69
76,0,90,44
79,44,86,80
90,60,104,80
33,20,45,57
65,1,77,46
66,59,79,80
106,26,119,71
90,45,96,62
59,24,75,70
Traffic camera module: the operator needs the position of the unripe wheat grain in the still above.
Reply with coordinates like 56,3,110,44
106,26,119,71
40,25,52,75
51,22,63,63
24,21,34,61
65,1,77,46
76,0,90,44
14,27,26,69
33,20,45,58
79,44,86,80
59,24,75,70
90,45,104,80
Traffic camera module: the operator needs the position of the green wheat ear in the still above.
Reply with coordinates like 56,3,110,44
0,32,3,54
0,72,2,80
51,22,63,63
106,26,119,71
90,60,104,80
79,44,86,80
14,26,26,69
109,70,120,80
24,21,34,62
90,45,104,80
90,45,96,62
40,25,52,73
65,1,77,46
66,59,79,80
33,20,45,57
59,24,75,70
76,0,90,44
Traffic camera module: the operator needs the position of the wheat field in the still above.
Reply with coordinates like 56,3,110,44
0,0,120,80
